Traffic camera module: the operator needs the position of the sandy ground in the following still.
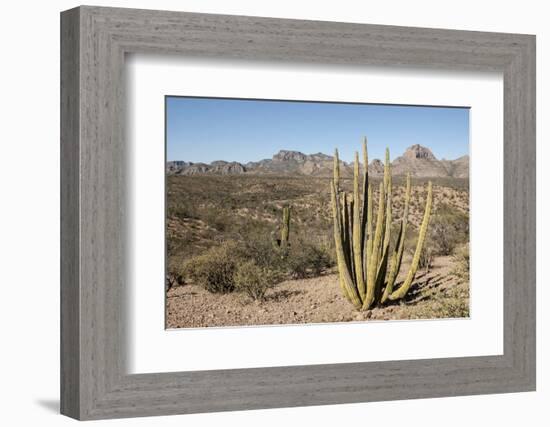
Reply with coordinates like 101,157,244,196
166,256,469,329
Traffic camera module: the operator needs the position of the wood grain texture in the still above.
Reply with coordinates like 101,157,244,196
60,7,80,419
60,5,536,420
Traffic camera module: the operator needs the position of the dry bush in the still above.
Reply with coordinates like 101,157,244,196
233,261,281,301
428,203,469,256
241,233,286,271
452,243,470,281
182,240,242,293
418,244,434,273
286,240,334,279
400,281,470,319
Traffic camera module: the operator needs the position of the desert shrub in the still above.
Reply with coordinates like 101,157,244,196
418,244,434,273
182,240,242,293
201,208,235,232
233,260,281,301
404,281,470,319
166,267,185,290
241,233,286,271
166,253,190,289
452,243,470,281
180,230,335,294
416,287,469,319
286,240,334,279
434,284,470,318
429,203,469,256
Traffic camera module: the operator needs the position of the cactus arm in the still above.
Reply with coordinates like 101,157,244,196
364,181,385,309
335,188,355,304
352,152,366,299
341,192,349,270
389,181,433,301
364,183,373,277
374,244,390,304
331,181,362,309
378,149,390,259
333,148,340,191
338,270,354,304
348,194,356,281
381,174,411,303
381,222,404,303
383,148,391,194
381,149,392,264
340,192,355,277
376,149,392,302
360,137,369,249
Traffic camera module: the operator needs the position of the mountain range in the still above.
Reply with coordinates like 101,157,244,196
167,144,469,178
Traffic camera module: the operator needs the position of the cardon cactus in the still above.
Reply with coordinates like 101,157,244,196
330,137,433,310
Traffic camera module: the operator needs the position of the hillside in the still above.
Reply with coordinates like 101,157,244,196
167,144,469,178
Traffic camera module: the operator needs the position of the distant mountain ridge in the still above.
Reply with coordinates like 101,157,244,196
167,145,469,178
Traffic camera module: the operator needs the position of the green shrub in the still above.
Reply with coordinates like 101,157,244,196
233,261,281,301
241,233,286,271
182,240,242,293
181,232,335,294
429,203,469,256
286,241,334,279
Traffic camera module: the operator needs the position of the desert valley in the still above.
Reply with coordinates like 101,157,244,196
166,144,470,328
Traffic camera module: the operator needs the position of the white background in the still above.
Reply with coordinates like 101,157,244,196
128,57,503,373
0,1,547,426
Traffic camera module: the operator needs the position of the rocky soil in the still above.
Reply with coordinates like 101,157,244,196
166,255,469,329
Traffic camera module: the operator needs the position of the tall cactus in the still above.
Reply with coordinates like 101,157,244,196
330,138,433,310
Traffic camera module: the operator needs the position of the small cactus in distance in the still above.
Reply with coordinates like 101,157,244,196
272,205,292,249
281,206,291,246
330,137,432,310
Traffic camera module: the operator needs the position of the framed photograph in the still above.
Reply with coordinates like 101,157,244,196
61,6,535,420
164,97,471,329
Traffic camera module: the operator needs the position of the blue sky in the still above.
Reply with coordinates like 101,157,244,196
166,97,469,163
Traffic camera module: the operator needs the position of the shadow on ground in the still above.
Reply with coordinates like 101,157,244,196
35,399,59,414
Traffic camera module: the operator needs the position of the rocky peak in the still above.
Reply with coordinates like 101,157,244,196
181,163,210,175
402,144,436,160
167,146,468,178
369,159,385,175
273,150,307,163
307,152,333,162
210,160,228,167
167,160,191,171
210,161,246,175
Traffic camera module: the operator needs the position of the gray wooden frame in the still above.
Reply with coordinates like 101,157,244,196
60,5,536,420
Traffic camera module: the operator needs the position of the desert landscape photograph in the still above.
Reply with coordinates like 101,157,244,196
165,97,470,329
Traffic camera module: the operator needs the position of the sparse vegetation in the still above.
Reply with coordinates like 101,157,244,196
166,152,470,327
452,244,470,281
182,241,242,294
286,240,334,279
234,261,281,301
395,281,469,319
179,232,335,299
428,202,469,256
